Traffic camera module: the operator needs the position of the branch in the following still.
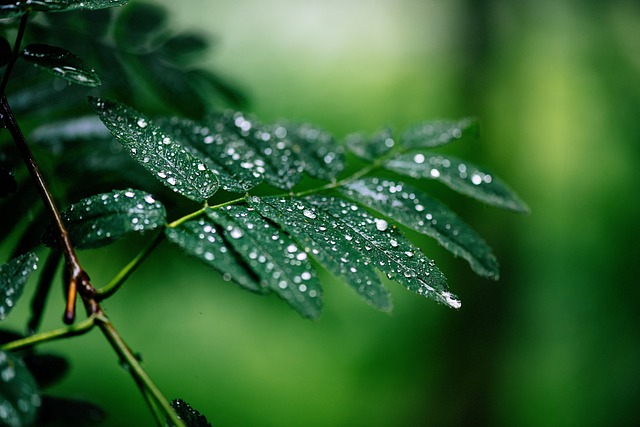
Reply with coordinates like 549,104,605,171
0,96,95,323
96,231,165,300
0,315,96,352
95,313,186,427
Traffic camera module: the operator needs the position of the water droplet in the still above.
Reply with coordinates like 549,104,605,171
303,209,316,219
414,153,425,164
137,118,147,128
390,239,398,247
375,219,388,231
229,228,243,239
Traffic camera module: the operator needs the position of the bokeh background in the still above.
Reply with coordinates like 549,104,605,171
4,0,640,425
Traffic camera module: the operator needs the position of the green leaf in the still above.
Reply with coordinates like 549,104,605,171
30,116,111,148
249,196,392,312
156,117,262,193
308,196,460,308
165,218,262,293
345,127,396,161
160,34,209,64
0,252,38,321
339,177,499,279
115,2,167,48
285,123,345,181
208,111,303,190
36,396,105,426
0,0,127,17
23,353,69,389
0,351,40,426
21,44,101,87
91,98,219,203
171,399,212,427
42,189,166,249
384,151,530,213
207,206,323,319
400,118,479,149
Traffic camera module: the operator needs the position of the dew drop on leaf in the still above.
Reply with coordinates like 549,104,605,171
229,228,243,239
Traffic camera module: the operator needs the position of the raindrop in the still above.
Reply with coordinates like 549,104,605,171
229,228,243,239
375,219,388,231
136,118,147,128
414,153,425,164
303,209,316,219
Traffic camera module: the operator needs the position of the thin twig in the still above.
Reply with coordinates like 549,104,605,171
95,313,186,427
0,12,29,95
28,249,62,334
0,315,96,352
96,231,165,300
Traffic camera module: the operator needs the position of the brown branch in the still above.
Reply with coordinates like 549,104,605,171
0,95,96,323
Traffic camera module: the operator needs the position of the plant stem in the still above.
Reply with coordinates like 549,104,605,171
28,249,62,334
95,313,186,427
96,231,165,300
166,160,385,228
0,12,29,95
0,96,95,324
0,315,96,352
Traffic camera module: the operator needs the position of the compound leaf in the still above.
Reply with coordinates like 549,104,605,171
249,196,392,312
0,351,40,427
0,252,38,321
42,189,166,249
21,44,101,87
165,218,262,293
285,123,345,181
207,206,323,319
91,98,218,203
400,118,478,149
339,177,499,279
385,151,530,213
308,196,460,309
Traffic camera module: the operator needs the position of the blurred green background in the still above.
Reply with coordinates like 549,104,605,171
4,0,640,425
